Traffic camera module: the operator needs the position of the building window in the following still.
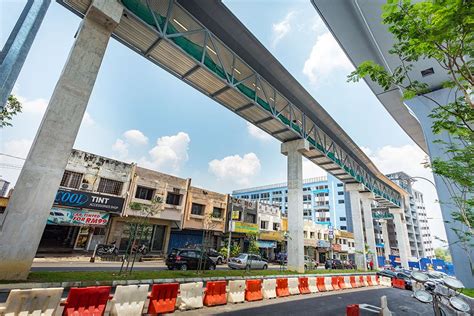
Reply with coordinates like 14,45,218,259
273,223,280,231
310,232,315,239
337,183,343,187
261,192,270,198
260,220,269,230
0,206,5,214
135,186,154,200
251,194,259,199
338,191,344,196
212,207,223,218
97,178,123,195
338,199,344,204
339,217,346,221
60,170,82,189
166,192,182,206
245,213,256,224
191,203,205,216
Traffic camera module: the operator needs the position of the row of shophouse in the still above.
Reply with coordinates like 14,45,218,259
19,149,354,262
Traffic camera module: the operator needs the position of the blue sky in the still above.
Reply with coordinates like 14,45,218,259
0,0,446,244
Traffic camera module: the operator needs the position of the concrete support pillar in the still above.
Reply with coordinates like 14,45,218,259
381,220,391,261
360,192,377,265
0,0,123,280
346,183,367,271
390,208,409,269
281,139,309,273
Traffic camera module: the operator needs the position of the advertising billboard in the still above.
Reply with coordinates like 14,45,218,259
48,207,109,226
54,188,124,214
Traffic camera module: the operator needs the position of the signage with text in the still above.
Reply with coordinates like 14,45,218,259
54,188,124,214
259,230,283,241
48,207,109,226
231,221,259,234
373,211,394,220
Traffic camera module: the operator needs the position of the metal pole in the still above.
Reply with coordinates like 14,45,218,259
90,243,98,263
226,202,234,260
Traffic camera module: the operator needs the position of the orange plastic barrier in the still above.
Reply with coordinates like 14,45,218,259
346,304,360,316
245,280,263,301
298,277,310,294
316,277,327,292
148,283,179,315
359,276,366,287
349,276,360,288
276,278,290,297
331,277,340,290
338,276,347,289
367,276,374,286
392,278,406,289
62,286,111,316
204,281,227,307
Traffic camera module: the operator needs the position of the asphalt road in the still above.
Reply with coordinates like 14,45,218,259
178,287,434,315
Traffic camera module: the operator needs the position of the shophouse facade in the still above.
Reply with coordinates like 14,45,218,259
257,202,282,260
226,198,259,253
38,149,133,253
107,166,190,255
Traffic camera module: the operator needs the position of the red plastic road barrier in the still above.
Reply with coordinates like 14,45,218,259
298,277,311,294
367,276,374,286
338,276,347,289
316,277,327,292
349,276,359,288
359,276,366,287
331,277,340,290
245,280,263,301
346,304,360,316
148,283,179,315
276,278,290,297
62,286,111,316
204,281,227,307
393,278,406,289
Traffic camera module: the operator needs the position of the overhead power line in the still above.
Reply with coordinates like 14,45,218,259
0,153,26,160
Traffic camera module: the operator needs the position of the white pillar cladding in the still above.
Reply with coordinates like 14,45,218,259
0,0,123,280
389,208,409,269
281,139,309,273
405,88,473,286
381,220,391,260
360,192,377,265
346,183,367,271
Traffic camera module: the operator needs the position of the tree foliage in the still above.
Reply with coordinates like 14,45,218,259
1,95,22,128
347,0,473,274
434,247,452,262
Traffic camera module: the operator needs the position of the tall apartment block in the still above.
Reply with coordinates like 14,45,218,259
232,174,348,230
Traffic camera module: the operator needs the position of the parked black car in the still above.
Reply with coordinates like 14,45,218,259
166,248,216,271
376,269,413,290
325,259,344,269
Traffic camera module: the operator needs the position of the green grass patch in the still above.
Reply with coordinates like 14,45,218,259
10,269,365,283
462,288,474,298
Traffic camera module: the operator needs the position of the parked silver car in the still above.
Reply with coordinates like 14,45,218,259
228,253,268,270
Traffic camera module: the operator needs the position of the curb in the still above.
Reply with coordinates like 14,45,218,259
0,272,376,292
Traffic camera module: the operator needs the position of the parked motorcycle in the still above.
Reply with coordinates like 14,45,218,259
132,243,148,255
96,241,119,256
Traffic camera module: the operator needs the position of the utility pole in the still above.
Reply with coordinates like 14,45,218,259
226,200,234,260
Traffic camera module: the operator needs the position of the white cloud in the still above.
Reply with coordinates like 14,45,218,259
147,132,190,172
112,138,129,159
303,32,353,84
82,112,95,126
18,97,48,115
123,129,148,145
208,153,261,186
272,11,295,47
246,122,272,141
364,144,447,248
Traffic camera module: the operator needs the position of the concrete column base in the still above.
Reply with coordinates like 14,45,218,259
0,0,123,280
281,139,309,273
360,192,377,264
346,183,367,271
390,208,409,269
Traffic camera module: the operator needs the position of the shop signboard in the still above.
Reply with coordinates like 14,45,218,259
332,244,342,252
328,225,334,240
54,188,124,214
373,211,394,220
231,197,256,209
256,240,277,248
48,207,109,226
304,239,317,247
231,221,258,234
317,240,330,248
257,202,280,216
259,230,283,241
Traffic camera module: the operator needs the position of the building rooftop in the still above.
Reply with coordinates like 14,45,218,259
232,176,328,194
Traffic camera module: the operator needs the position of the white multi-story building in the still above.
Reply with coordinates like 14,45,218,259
413,189,435,258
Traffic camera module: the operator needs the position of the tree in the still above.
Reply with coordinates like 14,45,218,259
1,95,22,128
347,0,473,276
434,247,452,262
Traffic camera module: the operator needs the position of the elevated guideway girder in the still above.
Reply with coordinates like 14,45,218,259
58,0,403,207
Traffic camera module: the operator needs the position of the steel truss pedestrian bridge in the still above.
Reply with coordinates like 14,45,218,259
59,0,403,207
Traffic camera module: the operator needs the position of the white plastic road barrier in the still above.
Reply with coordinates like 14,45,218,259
178,282,203,310
288,278,300,295
361,276,369,287
227,280,245,303
369,275,378,286
109,284,149,316
343,276,353,289
380,295,392,316
0,287,63,316
380,276,392,287
308,277,318,293
262,279,277,299
324,277,334,291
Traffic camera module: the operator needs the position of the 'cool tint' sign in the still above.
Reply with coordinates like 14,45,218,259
54,189,124,214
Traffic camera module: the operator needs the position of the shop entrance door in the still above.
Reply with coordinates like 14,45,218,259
150,225,166,253
38,225,79,253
